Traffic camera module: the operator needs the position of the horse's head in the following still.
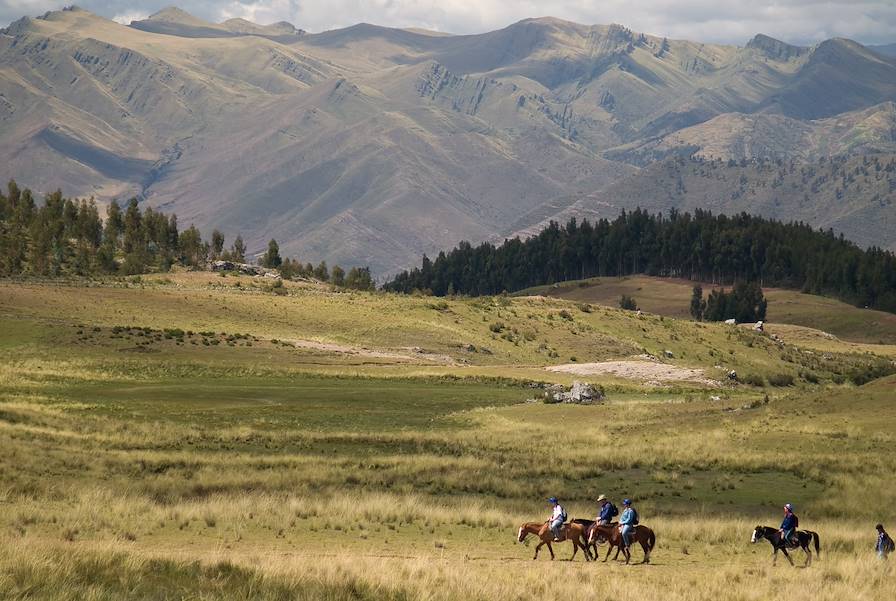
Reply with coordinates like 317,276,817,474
517,523,529,543
751,526,766,543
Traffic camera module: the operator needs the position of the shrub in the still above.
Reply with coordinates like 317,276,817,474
558,309,573,320
619,295,638,311
489,322,505,333
767,373,794,387
742,373,765,387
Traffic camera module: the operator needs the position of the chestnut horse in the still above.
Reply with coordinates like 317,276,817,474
517,521,593,561
587,523,655,564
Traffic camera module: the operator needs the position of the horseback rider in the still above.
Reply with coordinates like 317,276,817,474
548,497,567,542
596,494,618,526
619,498,639,548
779,503,798,546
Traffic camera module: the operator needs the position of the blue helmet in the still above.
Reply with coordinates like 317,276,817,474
623,498,632,506
548,497,558,504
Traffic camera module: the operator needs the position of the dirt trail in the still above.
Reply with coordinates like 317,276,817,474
546,359,717,386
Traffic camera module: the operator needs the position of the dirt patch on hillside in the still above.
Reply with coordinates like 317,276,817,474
286,339,455,364
546,359,717,386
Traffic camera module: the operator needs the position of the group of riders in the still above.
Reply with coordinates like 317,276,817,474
527,496,895,566
549,495,639,548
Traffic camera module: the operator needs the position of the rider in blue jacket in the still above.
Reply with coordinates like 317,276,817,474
779,503,798,546
596,494,618,526
619,499,638,548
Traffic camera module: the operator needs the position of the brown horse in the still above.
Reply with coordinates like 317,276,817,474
517,521,593,561
587,523,655,564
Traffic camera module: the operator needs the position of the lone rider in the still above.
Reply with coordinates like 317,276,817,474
596,494,618,526
619,498,638,548
548,497,566,542
779,503,798,546
876,524,895,560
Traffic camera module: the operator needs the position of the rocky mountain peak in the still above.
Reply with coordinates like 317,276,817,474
746,33,807,61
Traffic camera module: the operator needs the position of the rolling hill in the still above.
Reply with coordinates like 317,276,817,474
2,6,896,273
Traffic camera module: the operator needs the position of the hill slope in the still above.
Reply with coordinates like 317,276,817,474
2,7,896,272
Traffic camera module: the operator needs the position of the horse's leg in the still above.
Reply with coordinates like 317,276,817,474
570,541,578,562
534,541,544,560
773,547,778,566
781,547,794,567
548,542,555,560
803,545,811,567
640,539,650,564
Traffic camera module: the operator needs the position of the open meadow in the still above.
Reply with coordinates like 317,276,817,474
1,273,895,600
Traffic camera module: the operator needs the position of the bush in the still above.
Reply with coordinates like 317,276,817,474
489,322,505,333
558,309,573,320
801,371,820,384
619,295,638,311
847,361,896,386
742,373,765,387
767,373,794,387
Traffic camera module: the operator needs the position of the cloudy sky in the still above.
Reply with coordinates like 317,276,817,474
2,0,895,46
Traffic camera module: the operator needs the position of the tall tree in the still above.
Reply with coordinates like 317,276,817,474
690,286,705,321
261,239,282,268
231,234,246,263
211,229,225,260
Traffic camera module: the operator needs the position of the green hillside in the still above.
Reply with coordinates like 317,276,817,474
522,274,896,345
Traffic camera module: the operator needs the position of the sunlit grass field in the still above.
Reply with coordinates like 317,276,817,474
1,274,895,600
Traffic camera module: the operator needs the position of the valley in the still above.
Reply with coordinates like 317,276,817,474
1,273,895,599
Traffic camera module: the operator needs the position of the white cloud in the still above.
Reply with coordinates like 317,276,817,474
1,0,895,45
111,9,148,24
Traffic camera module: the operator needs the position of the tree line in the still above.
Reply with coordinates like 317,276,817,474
384,208,896,314
0,182,374,289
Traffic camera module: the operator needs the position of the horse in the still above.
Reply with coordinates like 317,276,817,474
517,521,594,561
587,523,655,564
572,518,600,559
751,526,820,567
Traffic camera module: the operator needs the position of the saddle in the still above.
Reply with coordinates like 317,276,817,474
780,532,800,548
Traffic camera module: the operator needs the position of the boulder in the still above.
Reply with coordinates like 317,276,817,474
211,260,235,271
544,381,605,404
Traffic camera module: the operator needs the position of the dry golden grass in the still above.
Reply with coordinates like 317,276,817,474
2,276,895,599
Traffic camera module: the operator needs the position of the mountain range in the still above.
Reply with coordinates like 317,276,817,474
2,6,895,273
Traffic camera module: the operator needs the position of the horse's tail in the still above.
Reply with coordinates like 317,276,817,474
646,527,656,552
810,531,820,558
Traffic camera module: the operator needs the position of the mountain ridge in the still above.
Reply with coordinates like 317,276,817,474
1,6,894,273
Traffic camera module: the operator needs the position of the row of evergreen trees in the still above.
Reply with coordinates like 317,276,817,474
0,181,248,276
385,208,896,314
0,182,373,290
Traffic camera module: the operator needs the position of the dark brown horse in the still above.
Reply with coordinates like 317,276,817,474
517,521,593,561
587,523,655,564
751,526,820,567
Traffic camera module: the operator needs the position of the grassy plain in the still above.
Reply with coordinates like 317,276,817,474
1,273,895,600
